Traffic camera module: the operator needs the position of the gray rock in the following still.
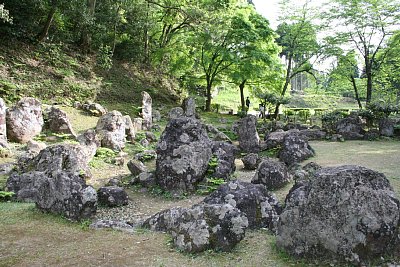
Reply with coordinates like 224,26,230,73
97,186,129,207
142,203,248,253
140,138,150,147
168,107,184,120
252,158,291,190
96,110,126,151
277,165,400,264
379,118,394,137
238,115,260,153
127,159,147,176
82,102,107,117
182,97,196,117
77,129,100,158
203,180,281,230
364,129,380,140
155,116,212,193
46,106,76,137
211,141,238,180
299,129,327,141
124,115,136,142
145,131,157,142
336,114,364,140
0,98,7,147
106,178,123,187
6,97,44,143
330,134,344,142
90,220,135,233
132,118,143,132
152,110,161,122
131,172,156,187
241,153,259,170
26,140,47,154
279,132,315,166
264,129,299,149
141,91,152,130
205,124,232,143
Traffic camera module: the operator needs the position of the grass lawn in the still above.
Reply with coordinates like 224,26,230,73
1,139,399,266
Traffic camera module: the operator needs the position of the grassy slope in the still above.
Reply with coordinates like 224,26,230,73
0,40,181,118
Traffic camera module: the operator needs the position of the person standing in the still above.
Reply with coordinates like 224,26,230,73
245,97,250,109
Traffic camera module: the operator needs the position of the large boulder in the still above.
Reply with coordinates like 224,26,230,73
127,159,147,176
279,132,314,166
6,97,44,143
155,114,212,193
96,110,126,151
299,129,327,141
210,141,238,180
241,153,259,170
142,203,248,253
6,144,96,220
0,98,8,147
238,115,260,153
264,129,299,149
97,186,129,207
252,158,291,190
203,180,281,230
379,118,394,137
46,106,76,137
124,115,136,142
81,102,108,117
141,91,152,130
336,114,364,140
182,97,196,118
77,129,100,158
277,165,400,264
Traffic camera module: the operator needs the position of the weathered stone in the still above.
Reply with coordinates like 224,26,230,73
277,165,400,264
0,98,7,147
210,141,238,180
241,153,259,170
132,118,143,132
238,115,260,153
168,107,184,120
130,172,156,187
141,91,152,130
264,129,300,149
336,114,364,140
145,131,157,142
6,97,44,143
6,144,96,220
156,116,212,193
96,111,126,151
127,159,147,176
97,186,128,207
330,133,344,142
142,203,248,253
124,115,136,142
203,180,281,230
82,102,107,117
252,158,291,190
205,124,232,143
46,106,76,137
284,123,308,131
77,129,100,158
279,132,314,166
299,129,327,141
90,220,135,233
152,110,161,122
26,140,47,154
140,138,150,147
182,97,196,117
106,178,123,187
379,118,394,137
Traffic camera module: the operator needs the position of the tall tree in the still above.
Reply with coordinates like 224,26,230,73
324,0,400,105
226,8,282,112
273,0,321,118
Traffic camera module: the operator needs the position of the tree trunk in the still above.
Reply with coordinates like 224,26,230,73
38,4,57,42
239,79,246,112
80,0,97,52
205,77,212,112
143,2,150,65
350,75,362,109
365,54,373,105
274,55,293,119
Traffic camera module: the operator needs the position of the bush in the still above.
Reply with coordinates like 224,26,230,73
321,110,348,133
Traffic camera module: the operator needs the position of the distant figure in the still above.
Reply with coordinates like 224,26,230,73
245,97,250,109
259,104,265,118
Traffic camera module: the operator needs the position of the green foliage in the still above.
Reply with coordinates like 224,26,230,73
97,45,113,70
0,191,15,201
259,147,281,158
196,177,226,196
0,4,13,24
95,147,116,159
321,110,348,133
